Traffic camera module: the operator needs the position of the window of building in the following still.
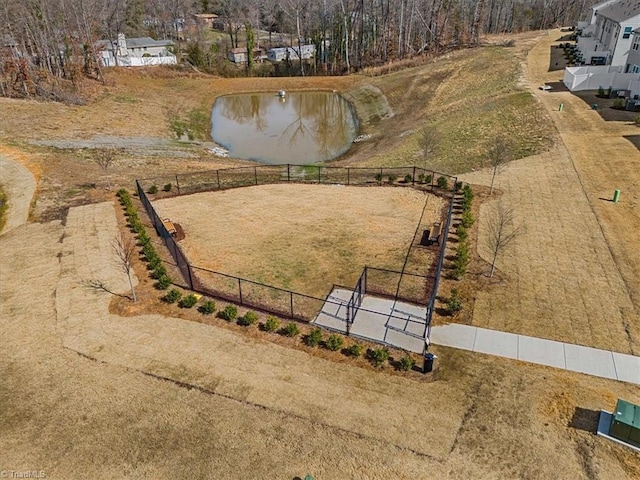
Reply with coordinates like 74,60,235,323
632,65,640,74
633,36,640,50
623,27,633,39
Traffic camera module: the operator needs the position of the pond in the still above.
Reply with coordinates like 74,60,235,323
210,91,359,164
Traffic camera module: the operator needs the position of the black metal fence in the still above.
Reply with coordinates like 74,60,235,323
137,164,458,197
136,163,457,347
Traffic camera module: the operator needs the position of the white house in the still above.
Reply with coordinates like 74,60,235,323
97,33,177,67
267,45,315,62
576,0,640,66
626,28,640,73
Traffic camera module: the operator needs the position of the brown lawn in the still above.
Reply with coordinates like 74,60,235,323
153,184,443,297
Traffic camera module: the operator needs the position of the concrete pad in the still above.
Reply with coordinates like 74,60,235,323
564,344,617,380
473,328,519,360
350,309,388,343
429,324,477,351
383,328,425,354
518,335,566,369
611,352,640,384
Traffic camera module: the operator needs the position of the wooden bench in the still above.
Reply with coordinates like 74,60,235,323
427,222,442,245
162,217,177,237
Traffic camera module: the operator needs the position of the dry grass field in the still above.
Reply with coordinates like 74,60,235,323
153,184,442,297
2,28,640,479
455,30,640,356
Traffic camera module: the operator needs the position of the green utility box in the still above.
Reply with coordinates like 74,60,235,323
609,399,640,448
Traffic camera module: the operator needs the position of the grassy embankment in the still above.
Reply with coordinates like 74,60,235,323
343,46,555,173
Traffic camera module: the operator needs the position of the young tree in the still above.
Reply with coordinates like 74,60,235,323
112,233,137,302
487,135,511,194
419,125,439,170
485,201,523,278
93,148,116,190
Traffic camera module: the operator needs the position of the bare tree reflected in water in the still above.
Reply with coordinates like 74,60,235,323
211,92,357,164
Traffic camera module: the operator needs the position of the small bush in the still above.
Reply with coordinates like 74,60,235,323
155,274,172,290
454,180,463,191
263,316,280,332
238,310,259,326
613,98,624,109
399,355,416,371
418,173,427,184
325,334,344,351
447,288,463,315
597,86,605,97
404,174,413,183
199,300,216,315
163,183,172,192
178,294,198,308
456,224,468,241
634,115,640,125
346,343,364,358
218,305,238,321
163,288,182,304
374,173,383,182
387,174,398,183
437,176,448,189
151,264,167,280
368,347,389,367
282,323,300,337
425,174,433,184
148,185,158,194
461,210,475,228
306,328,323,347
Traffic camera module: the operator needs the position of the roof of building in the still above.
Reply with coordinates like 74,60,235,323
598,0,640,23
613,399,640,428
96,36,173,51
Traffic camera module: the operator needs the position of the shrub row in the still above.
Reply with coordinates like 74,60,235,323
453,184,474,280
159,290,416,370
117,189,172,290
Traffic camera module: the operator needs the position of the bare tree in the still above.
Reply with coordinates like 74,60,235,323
485,201,523,278
487,135,511,194
419,125,439,170
93,148,116,190
112,233,137,302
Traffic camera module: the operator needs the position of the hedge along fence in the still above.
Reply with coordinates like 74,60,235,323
135,164,457,347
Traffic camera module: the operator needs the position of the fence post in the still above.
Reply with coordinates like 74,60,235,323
379,168,383,185
290,292,294,319
186,262,194,290
364,267,368,294
347,168,350,185
318,166,321,184
238,278,243,305
175,175,181,195
254,166,258,185
412,166,416,185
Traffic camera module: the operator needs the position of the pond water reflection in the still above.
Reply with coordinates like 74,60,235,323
211,91,358,164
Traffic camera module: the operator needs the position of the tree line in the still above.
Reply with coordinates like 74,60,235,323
1,0,593,100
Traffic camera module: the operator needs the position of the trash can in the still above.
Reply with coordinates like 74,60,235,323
423,353,436,373
613,189,621,203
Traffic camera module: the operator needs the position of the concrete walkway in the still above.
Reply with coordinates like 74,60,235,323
430,323,640,385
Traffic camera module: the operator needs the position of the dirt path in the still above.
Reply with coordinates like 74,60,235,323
0,152,36,234
460,30,640,353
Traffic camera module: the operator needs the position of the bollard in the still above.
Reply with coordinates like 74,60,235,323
559,103,564,111
613,189,621,203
